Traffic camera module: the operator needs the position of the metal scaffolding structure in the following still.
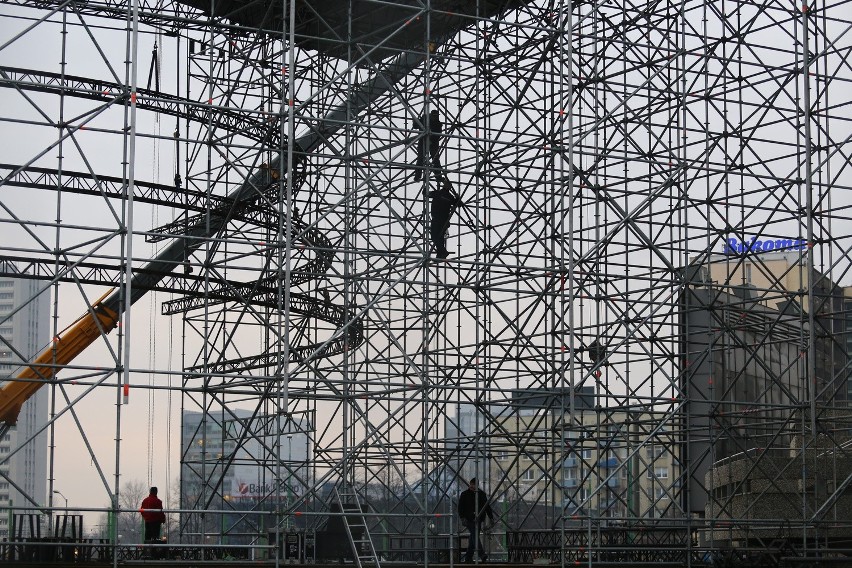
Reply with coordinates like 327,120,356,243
0,0,850,564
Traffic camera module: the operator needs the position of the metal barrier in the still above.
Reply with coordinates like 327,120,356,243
384,534,454,563
116,544,250,561
2,537,112,562
507,526,692,564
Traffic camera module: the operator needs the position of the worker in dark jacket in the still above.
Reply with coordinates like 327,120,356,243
413,109,443,182
140,486,166,541
428,179,460,259
458,478,494,563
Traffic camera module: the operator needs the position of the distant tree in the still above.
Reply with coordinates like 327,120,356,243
117,479,148,544
163,477,180,542
92,479,150,544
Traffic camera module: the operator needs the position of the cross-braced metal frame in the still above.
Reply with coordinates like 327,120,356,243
0,0,850,564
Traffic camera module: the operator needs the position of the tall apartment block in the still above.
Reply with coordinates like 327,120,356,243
0,261,49,538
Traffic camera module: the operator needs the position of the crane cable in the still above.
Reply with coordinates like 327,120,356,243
147,36,162,487
163,34,181,526
162,33,180,531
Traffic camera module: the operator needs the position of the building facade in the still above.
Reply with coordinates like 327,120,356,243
486,406,681,524
180,409,312,542
0,262,50,538
682,248,851,543
701,250,846,405
444,403,492,486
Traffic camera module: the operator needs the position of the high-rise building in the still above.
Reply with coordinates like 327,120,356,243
0,262,50,538
701,250,846,404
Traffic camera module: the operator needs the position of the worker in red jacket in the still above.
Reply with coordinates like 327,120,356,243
140,486,166,541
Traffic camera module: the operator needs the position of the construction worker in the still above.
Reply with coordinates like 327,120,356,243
459,478,494,563
413,108,443,182
428,178,460,259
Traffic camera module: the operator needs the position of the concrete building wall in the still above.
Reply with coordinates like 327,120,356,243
703,251,846,403
706,251,809,310
680,286,808,514
704,450,852,544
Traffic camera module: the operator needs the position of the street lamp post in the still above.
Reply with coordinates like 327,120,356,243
53,489,68,511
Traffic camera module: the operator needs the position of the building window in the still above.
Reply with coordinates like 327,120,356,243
0,328,10,335
0,293,11,299
581,448,593,460
522,469,537,481
0,282,12,288
655,486,669,500
646,445,663,459
496,450,508,461
0,304,12,311
648,466,669,479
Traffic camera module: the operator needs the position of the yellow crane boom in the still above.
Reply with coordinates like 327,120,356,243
0,296,118,425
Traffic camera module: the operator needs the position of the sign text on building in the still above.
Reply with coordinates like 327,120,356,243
724,237,807,254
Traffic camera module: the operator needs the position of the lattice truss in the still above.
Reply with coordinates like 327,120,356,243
0,0,850,559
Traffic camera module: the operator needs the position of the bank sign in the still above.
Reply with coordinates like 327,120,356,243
724,237,807,254
231,479,293,499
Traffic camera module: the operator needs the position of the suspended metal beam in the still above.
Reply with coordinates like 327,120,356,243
0,66,281,144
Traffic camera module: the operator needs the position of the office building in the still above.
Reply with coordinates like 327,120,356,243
181,409,312,541
700,250,846,404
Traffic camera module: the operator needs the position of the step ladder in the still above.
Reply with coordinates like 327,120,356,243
334,486,381,567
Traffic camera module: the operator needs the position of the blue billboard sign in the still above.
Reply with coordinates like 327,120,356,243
723,237,807,255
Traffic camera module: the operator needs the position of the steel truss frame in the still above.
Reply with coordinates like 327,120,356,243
0,0,850,564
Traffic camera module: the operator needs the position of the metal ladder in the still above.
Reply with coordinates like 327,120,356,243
334,486,381,567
